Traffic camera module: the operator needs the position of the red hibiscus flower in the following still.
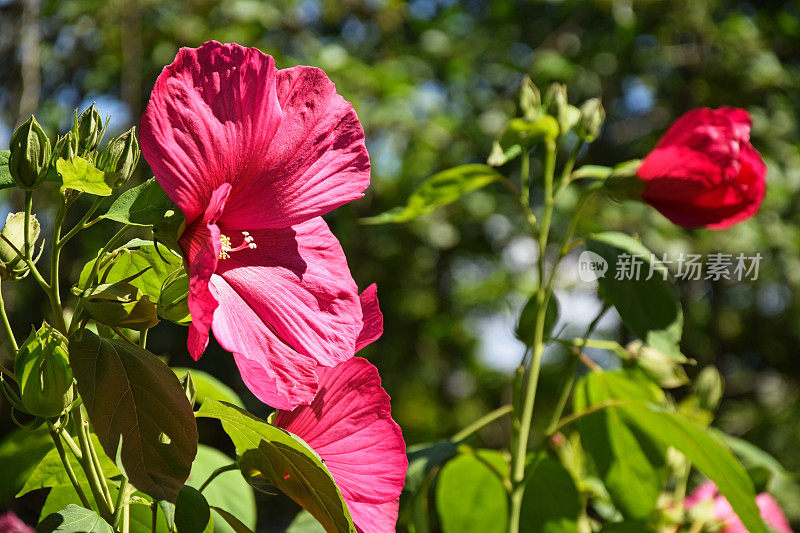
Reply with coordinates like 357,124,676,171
140,41,371,409
637,107,766,229
686,482,793,533
0,511,34,533
275,295,406,533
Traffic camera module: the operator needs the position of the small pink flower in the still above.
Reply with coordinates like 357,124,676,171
275,352,407,532
0,511,34,533
140,41,371,409
686,481,793,533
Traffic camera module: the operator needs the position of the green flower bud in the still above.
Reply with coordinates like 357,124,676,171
519,76,541,121
543,83,581,135
178,370,197,408
96,127,140,187
73,104,104,153
627,340,688,389
14,323,73,418
0,212,40,280
9,116,51,189
52,132,79,164
158,270,191,325
79,281,160,331
576,98,605,142
692,366,724,412
153,208,186,255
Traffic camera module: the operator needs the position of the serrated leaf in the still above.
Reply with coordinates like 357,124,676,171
69,330,198,502
196,400,356,533
586,232,683,358
362,164,503,224
435,452,509,533
37,504,113,533
57,157,115,196
102,178,177,226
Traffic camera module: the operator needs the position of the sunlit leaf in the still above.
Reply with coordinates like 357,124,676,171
57,157,115,196
102,178,177,226
37,504,114,533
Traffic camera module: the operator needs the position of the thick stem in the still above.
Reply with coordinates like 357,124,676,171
49,428,91,509
73,406,114,520
507,140,557,533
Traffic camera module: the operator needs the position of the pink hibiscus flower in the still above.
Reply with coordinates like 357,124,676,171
275,304,406,533
686,481,793,533
140,41,371,409
0,511,34,533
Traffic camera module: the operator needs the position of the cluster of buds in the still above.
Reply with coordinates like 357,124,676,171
8,104,140,192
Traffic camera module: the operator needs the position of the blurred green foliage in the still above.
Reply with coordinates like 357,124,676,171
1,0,799,529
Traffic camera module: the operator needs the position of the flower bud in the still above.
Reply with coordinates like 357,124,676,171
626,340,688,389
14,323,73,418
543,83,581,135
692,366,724,412
576,98,605,142
96,127,140,187
158,270,191,325
79,281,159,331
73,104,104,153
8,116,51,189
519,76,541,121
0,212,40,280
52,132,79,164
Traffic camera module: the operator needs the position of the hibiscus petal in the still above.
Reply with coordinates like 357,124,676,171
140,41,283,226
224,65,370,228
182,184,230,360
349,499,400,533
355,284,383,352
209,274,318,410
216,217,362,367
275,358,407,507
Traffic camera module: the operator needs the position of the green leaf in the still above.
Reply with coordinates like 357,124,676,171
0,426,53,501
287,511,325,533
18,434,119,497
405,440,459,494
37,504,114,533
620,405,769,533
362,164,503,224
196,400,356,533
586,232,683,358
435,452,509,533
516,293,559,347
520,456,580,533
56,157,115,196
175,485,212,533
186,445,256,533
102,178,177,226
573,371,666,520
210,507,254,533
69,330,198,502
173,368,245,409
0,150,14,189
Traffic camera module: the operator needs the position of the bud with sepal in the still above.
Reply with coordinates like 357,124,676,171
96,127,140,187
519,76,541,121
14,323,73,418
73,104,105,154
78,280,160,331
8,116,51,190
0,212,41,280
576,98,605,142
543,82,581,135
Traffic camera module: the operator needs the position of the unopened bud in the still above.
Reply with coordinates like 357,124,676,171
9,116,50,189
80,281,159,331
627,340,688,389
0,212,40,280
178,370,197,408
158,270,191,325
15,323,73,418
543,83,581,135
692,366,724,412
97,127,140,187
52,132,79,164
576,98,605,142
519,76,541,121
73,104,104,153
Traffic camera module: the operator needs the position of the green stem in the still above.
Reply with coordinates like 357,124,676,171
49,197,68,333
199,463,239,493
24,191,33,261
73,406,113,520
452,404,513,442
87,225,131,289
508,140,557,533
57,198,103,249
49,428,92,509
555,141,584,195
56,425,83,460
0,279,19,356
112,478,129,529
151,503,158,533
